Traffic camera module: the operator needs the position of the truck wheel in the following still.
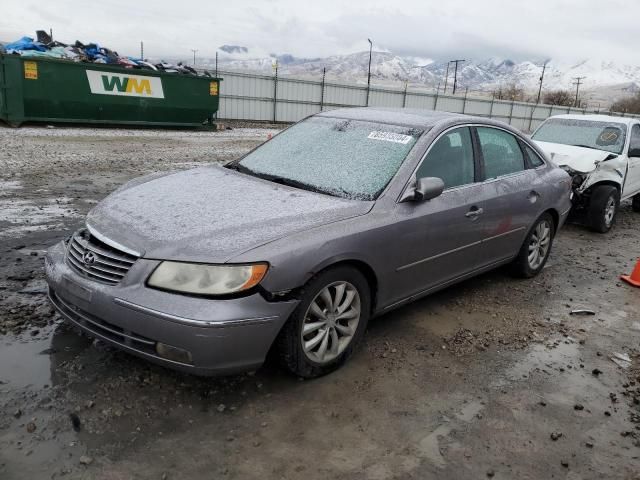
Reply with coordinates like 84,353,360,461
277,266,370,378
588,185,619,233
511,213,555,278
633,194,640,213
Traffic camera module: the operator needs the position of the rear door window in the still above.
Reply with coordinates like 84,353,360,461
416,127,475,189
477,127,525,179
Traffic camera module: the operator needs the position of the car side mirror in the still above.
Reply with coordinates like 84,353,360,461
413,177,445,202
629,147,640,158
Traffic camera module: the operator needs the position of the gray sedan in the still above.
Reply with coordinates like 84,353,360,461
45,108,572,378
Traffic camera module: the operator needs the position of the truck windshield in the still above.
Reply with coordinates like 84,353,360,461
532,118,627,154
230,117,423,200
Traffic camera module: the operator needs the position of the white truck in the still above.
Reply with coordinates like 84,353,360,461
532,114,640,232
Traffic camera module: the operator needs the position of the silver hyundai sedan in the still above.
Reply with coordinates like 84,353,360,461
45,108,572,378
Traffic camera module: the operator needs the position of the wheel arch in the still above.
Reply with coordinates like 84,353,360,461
584,179,622,195
304,257,379,314
542,208,560,233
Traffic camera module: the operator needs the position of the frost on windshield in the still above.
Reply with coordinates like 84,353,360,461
238,117,422,200
532,119,626,154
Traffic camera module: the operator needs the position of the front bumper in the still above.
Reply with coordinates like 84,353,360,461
44,241,299,375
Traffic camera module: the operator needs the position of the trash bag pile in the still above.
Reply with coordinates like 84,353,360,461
0,30,211,76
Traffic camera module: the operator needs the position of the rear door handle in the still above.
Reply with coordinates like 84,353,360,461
465,207,484,218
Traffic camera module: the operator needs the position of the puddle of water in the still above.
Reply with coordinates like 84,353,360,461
0,324,90,390
457,400,484,422
416,400,485,469
505,340,581,382
418,424,450,468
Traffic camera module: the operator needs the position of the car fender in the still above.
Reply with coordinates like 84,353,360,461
297,251,378,288
578,159,626,194
228,215,383,296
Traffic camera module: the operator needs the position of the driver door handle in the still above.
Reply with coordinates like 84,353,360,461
465,206,484,218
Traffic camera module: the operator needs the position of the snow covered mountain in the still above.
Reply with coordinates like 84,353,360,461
192,48,640,104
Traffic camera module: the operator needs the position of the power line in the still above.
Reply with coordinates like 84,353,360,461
572,76,586,107
450,59,465,95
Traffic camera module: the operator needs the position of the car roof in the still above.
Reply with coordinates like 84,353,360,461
315,107,482,129
548,113,639,126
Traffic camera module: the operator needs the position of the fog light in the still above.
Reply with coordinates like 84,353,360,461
155,343,193,364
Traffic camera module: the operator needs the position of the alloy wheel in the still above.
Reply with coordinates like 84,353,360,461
301,281,361,364
528,220,552,270
604,196,616,227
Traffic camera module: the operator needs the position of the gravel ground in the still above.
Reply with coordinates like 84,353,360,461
0,124,639,480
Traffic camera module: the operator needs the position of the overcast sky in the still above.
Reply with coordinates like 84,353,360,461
3,0,639,64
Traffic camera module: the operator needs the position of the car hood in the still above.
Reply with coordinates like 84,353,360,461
86,165,373,262
534,141,617,173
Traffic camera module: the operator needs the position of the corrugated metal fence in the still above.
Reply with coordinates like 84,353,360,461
214,69,639,132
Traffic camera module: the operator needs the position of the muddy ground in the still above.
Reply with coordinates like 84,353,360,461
0,124,639,480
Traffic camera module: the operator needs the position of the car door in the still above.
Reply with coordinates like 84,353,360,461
391,126,493,299
624,123,640,197
473,126,545,265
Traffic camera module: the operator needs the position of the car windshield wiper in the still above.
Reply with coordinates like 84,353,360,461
262,174,347,198
571,144,600,150
228,163,346,197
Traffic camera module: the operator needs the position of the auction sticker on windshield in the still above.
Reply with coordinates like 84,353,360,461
368,131,413,144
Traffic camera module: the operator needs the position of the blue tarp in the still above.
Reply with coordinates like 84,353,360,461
4,36,47,53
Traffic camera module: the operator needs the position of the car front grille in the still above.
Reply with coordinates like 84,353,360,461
66,229,138,285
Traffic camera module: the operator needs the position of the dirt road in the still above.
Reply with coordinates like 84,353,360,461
1,125,639,480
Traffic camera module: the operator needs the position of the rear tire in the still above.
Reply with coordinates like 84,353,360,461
511,213,555,278
632,193,640,213
277,266,370,378
588,185,619,233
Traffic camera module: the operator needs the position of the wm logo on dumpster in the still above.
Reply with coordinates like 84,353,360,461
86,70,164,98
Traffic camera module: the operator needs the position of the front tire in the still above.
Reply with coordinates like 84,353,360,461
511,213,555,278
588,185,619,233
277,266,371,378
632,193,640,213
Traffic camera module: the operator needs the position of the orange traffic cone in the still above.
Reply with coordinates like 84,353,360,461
621,259,640,287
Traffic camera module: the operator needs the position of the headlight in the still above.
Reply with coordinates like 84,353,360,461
148,262,268,296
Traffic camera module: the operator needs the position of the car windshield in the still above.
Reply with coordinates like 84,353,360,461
230,117,423,200
532,118,627,154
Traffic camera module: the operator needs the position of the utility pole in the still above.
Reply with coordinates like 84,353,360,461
273,60,278,122
215,51,218,77
320,67,326,111
140,41,144,60
536,60,548,104
450,59,465,95
50,28,53,42
402,80,408,108
191,49,198,66
443,62,450,94
572,76,586,107
366,38,373,106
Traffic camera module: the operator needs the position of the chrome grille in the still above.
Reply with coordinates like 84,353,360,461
66,230,138,285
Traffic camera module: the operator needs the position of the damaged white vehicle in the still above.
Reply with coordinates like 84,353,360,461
532,114,640,232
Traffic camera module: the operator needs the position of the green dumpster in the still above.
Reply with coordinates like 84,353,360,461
0,54,221,128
